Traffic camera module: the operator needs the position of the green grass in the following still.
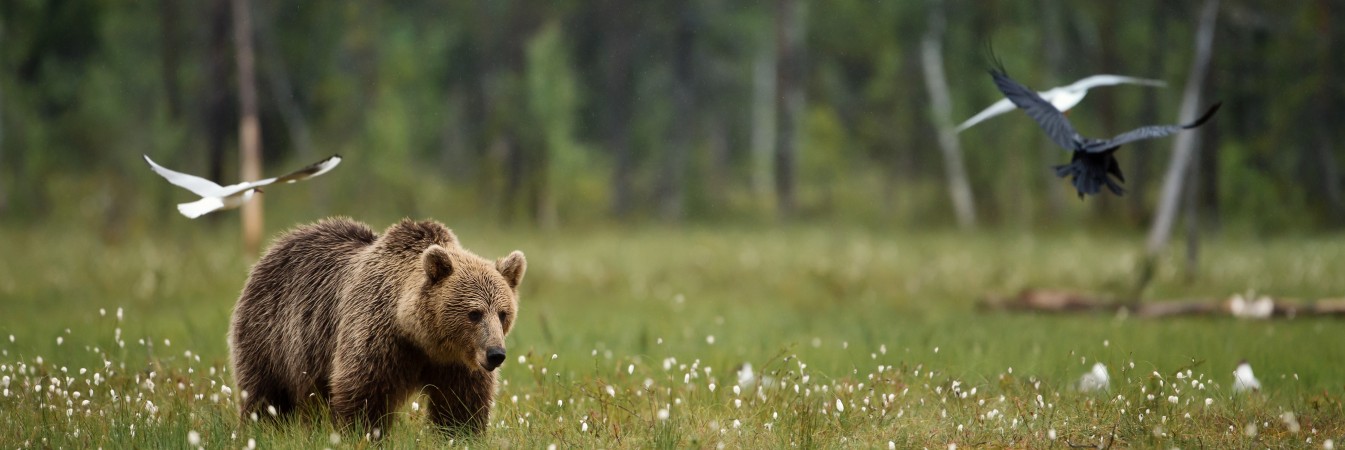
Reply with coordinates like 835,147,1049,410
1,219,1344,448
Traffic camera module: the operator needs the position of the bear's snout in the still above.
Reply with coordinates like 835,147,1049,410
484,346,507,371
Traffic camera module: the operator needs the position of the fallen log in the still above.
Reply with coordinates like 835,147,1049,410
981,289,1345,319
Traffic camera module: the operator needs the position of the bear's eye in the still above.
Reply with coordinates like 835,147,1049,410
498,312,509,323
468,310,484,323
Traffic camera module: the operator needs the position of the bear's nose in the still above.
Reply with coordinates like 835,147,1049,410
485,346,507,370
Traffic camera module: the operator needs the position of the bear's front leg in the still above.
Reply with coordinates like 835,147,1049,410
423,363,496,435
329,351,408,436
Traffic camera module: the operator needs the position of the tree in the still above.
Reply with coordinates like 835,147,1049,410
919,0,977,229
602,0,637,218
657,2,696,221
774,0,805,218
233,0,263,255
1139,0,1219,298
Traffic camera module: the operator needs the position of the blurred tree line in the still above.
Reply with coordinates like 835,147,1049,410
0,0,1341,233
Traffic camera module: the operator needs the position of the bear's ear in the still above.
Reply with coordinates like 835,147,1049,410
422,245,454,284
496,251,526,290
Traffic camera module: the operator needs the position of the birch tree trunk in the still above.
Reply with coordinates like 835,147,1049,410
658,4,695,221
920,0,977,229
751,45,777,203
233,0,264,256
774,0,806,219
1138,0,1219,296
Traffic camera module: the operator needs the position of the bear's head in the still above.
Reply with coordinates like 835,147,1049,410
398,243,526,372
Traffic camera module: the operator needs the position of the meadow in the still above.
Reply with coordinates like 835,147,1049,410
1,218,1343,448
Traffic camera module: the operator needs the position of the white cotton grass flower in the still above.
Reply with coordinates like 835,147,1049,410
1078,362,1109,392
1282,412,1301,433
187,430,200,446
656,408,670,421
736,362,756,390
1233,361,1261,393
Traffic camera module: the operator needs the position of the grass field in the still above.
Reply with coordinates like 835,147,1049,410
1,219,1343,448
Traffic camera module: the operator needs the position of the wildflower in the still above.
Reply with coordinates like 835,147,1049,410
1282,412,1301,433
1233,361,1262,392
656,408,670,421
188,431,200,446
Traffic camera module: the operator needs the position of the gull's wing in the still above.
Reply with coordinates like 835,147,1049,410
144,155,230,198
990,68,1081,150
955,98,1018,133
1085,102,1222,153
272,154,342,184
213,155,343,197
1061,74,1166,92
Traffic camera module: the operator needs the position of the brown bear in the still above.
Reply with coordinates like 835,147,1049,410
228,217,526,435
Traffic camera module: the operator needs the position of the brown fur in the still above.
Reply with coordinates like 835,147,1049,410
228,217,526,435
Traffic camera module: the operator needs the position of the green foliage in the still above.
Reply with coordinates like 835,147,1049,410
1,1,1342,229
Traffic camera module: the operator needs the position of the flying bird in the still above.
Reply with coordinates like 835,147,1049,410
1077,362,1110,392
988,60,1221,198
957,74,1166,133
1232,360,1261,393
144,154,342,218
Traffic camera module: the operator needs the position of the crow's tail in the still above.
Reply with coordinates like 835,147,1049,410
1053,152,1125,199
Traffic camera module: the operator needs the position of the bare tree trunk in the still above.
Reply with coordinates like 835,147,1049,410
205,0,231,192
255,3,313,160
604,4,636,218
658,5,695,221
1139,0,1219,298
233,0,263,256
774,0,805,219
920,0,977,230
1314,0,1344,224
160,0,182,119
750,43,776,204
0,18,6,214
1183,145,1200,281
0,22,6,215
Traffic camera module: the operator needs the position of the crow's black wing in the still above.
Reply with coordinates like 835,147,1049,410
1084,102,1222,153
989,68,1081,151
